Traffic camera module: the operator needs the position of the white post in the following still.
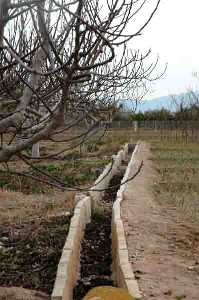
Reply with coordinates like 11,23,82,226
154,120,158,132
32,142,40,158
133,121,138,132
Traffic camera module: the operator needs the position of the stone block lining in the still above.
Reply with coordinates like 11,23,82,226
51,195,91,300
90,143,129,210
51,143,138,300
112,143,142,300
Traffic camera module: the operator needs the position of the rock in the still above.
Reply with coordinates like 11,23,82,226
83,286,135,300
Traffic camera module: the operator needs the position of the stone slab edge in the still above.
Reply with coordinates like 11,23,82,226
90,143,129,210
112,142,142,300
51,194,91,300
51,144,130,300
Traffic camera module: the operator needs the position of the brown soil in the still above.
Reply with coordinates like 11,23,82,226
0,287,49,300
122,142,199,300
0,215,70,295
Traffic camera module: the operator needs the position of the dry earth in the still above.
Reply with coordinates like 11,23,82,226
0,190,76,224
122,142,199,300
0,191,75,300
0,287,49,300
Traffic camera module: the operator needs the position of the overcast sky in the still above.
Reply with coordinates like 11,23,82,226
133,0,199,100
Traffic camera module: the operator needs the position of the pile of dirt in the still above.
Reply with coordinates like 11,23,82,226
0,215,70,295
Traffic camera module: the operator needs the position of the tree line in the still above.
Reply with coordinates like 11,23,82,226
129,93,199,122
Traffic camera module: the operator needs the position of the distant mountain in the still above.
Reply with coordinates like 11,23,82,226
137,95,175,112
125,93,189,112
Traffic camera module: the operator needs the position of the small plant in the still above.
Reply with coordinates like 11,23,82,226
63,175,76,186
87,143,99,153
46,164,58,173
0,178,9,189
35,164,59,173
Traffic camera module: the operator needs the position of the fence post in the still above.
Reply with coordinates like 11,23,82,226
133,121,138,132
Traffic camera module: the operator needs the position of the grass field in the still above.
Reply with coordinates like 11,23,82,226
0,129,133,224
151,142,199,221
1,127,199,298
129,128,199,223
1,128,199,223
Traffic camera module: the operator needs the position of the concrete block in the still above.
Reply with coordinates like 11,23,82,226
75,196,86,209
52,143,141,300
111,224,118,258
63,228,78,250
113,202,121,220
73,208,87,232
125,279,142,299
111,143,141,300
116,221,128,250
52,194,92,300
118,249,129,265
59,249,73,265
52,275,66,299
116,190,123,199
70,214,81,229
121,263,135,280
52,265,73,300
117,265,127,288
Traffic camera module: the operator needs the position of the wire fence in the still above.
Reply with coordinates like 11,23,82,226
105,120,199,143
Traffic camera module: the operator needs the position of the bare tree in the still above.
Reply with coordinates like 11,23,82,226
0,0,162,187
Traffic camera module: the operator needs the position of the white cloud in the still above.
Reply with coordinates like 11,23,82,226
129,0,199,99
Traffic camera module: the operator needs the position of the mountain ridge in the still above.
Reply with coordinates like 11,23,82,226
124,92,191,112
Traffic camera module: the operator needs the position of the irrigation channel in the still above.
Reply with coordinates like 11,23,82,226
73,147,133,300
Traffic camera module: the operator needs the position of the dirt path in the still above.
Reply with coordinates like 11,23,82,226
122,142,199,300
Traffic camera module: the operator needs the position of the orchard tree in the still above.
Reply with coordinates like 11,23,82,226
0,0,161,187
